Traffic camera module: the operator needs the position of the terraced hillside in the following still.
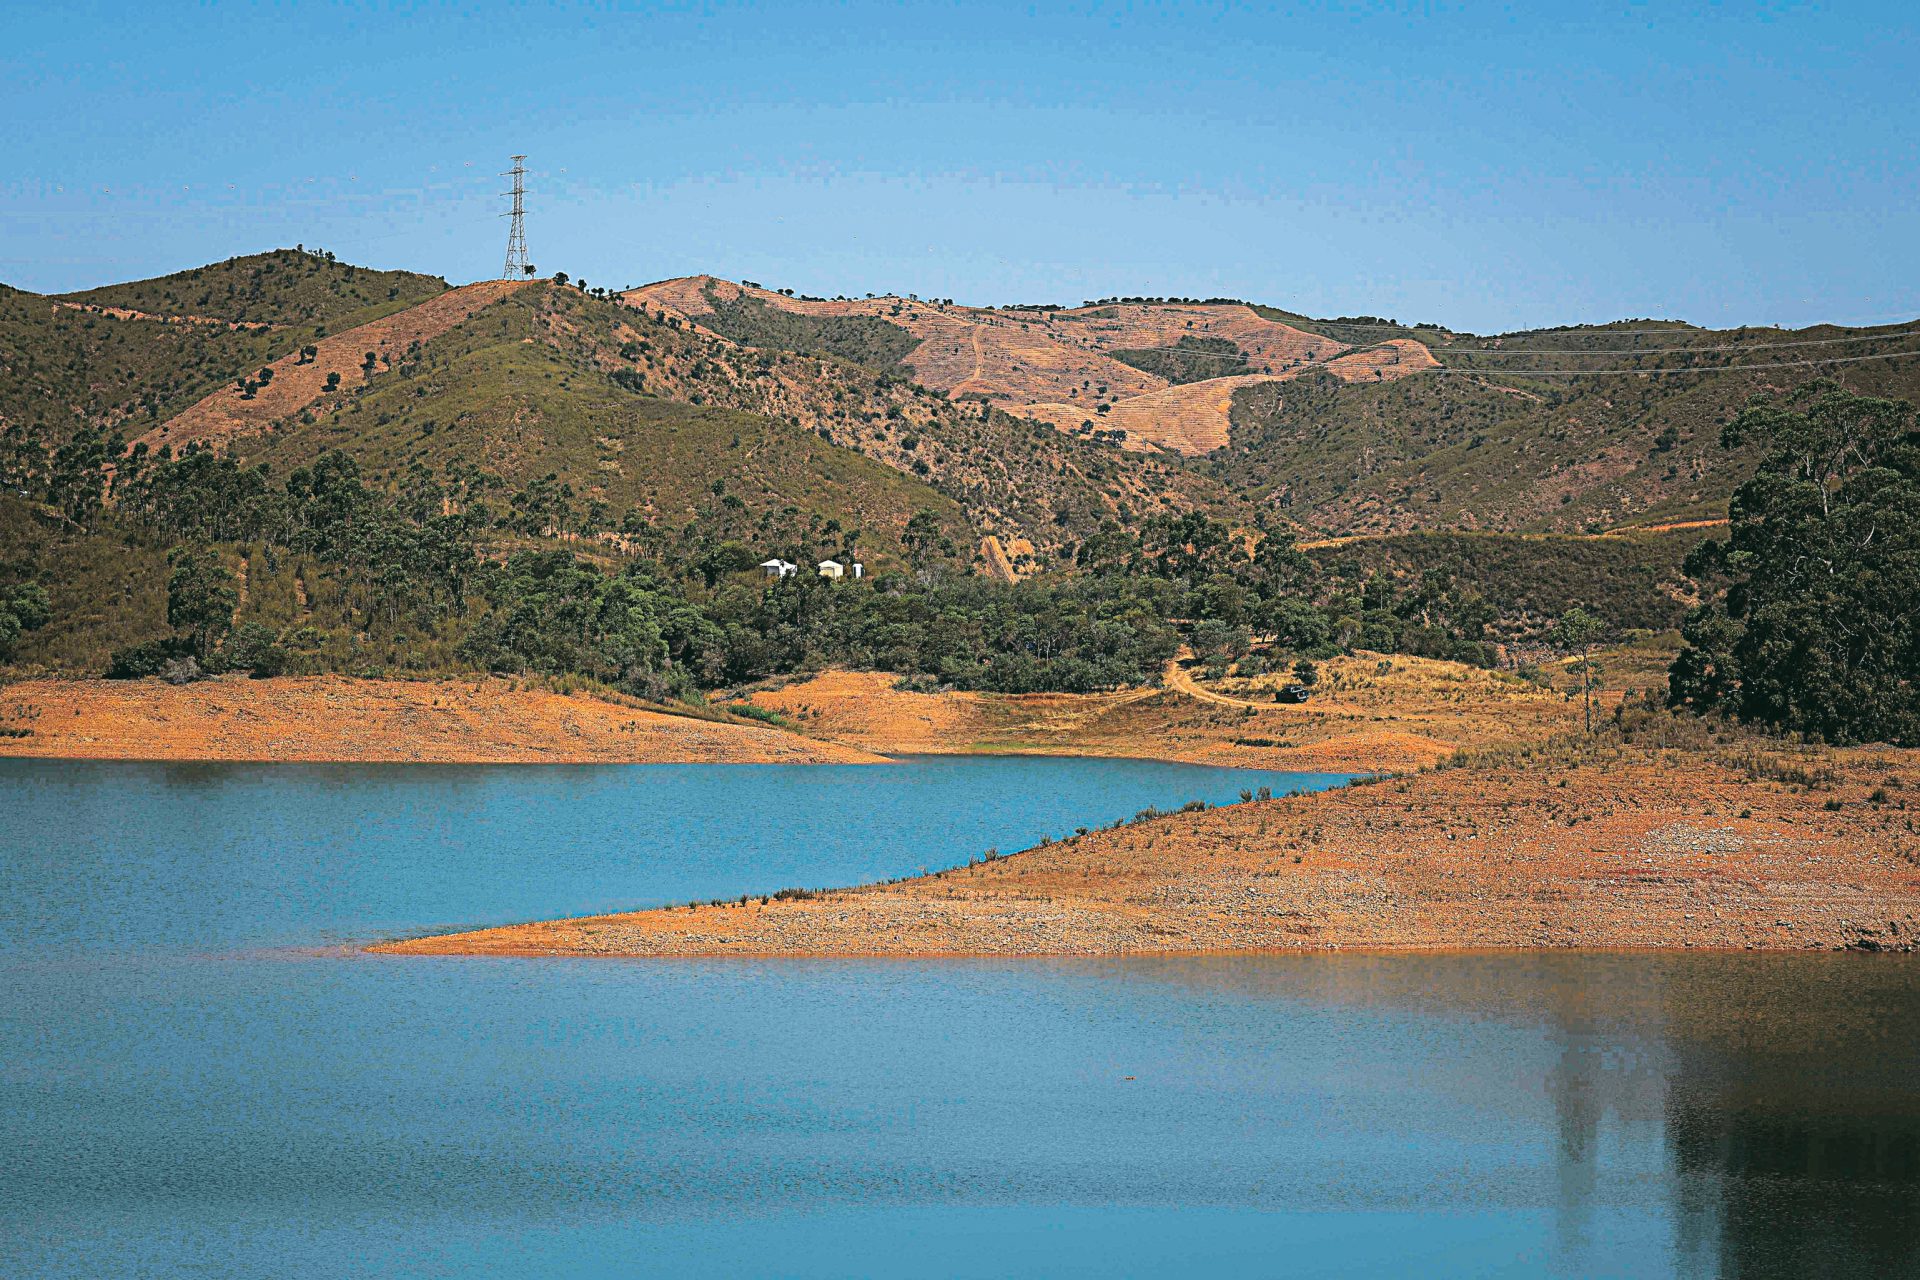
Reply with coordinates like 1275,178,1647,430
623,277,1433,455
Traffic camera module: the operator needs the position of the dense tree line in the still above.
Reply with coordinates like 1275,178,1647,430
4,428,1508,695
1670,384,1920,745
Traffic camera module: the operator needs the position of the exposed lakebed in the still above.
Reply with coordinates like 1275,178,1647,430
3,757,1916,1278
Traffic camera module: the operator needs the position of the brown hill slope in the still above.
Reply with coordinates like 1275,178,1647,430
136,279,534,452
622,277,1440,455
572,285,1246,558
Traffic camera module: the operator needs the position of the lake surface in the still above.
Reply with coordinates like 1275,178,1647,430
3,757,1917,1278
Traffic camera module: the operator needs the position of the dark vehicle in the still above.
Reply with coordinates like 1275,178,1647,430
1274,684,1311,704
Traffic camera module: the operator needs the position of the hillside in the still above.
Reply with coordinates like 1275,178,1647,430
1303,527,1704,636
135,279,535,454
234,284,972,562
60,248,447,328
1222,321,1920,534
623,277,1432,456
548,284,1244,565
623,275,1919,537
2,250,452,449
1,282,289,442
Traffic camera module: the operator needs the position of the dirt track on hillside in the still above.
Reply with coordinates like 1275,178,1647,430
619,277,1444,455
734,651,1593,773
134,280,533,453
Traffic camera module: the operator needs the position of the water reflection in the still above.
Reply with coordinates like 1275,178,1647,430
1109,953,1920,1278
5,758,1918,1278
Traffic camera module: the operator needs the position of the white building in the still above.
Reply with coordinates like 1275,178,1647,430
760,558,798,579
817,559,844,580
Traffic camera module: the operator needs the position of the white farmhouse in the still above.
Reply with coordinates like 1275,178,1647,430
760,558,798,579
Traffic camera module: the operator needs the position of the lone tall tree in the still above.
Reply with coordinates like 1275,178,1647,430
1553,606,1604,733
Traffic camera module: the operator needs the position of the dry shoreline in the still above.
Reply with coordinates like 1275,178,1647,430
374,735,1920,959
14,655,1916,960
0,675,885,765
0,651,1545,772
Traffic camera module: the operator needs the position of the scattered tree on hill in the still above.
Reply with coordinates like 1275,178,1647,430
0,583,51,660
1669,383,1920,744
1552,605,1605,732
166,546,238,660
902,509,950,577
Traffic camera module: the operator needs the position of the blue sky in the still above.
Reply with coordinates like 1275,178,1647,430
4,1,1915,332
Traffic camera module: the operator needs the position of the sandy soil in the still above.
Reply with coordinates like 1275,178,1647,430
732,652,1596,773
0,676,883,765
377,739,1920,958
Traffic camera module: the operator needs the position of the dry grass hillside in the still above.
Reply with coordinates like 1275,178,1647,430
547,286,1243,561
136,279,534,453
623,277,1442,455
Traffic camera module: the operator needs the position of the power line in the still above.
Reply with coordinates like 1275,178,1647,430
1270,315,1920,337
1429,346,1920,377
1103,323,1919,360
1099,331,1920,373
1431,330,1920,357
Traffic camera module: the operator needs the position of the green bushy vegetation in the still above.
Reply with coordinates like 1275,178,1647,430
698,287,923,373
59,247,446,326
0,283,291,448
1306,528,1699,636
1110,335,1250,384
1670,384,1920,744
1220,323,1920,535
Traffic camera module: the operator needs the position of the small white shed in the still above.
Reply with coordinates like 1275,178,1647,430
817,559,845,580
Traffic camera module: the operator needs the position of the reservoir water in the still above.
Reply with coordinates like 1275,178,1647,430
2,757,1916,1278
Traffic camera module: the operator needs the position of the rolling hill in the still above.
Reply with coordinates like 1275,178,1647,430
7,248,1920,684
623,277,1434,457
1220,321,1920,533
